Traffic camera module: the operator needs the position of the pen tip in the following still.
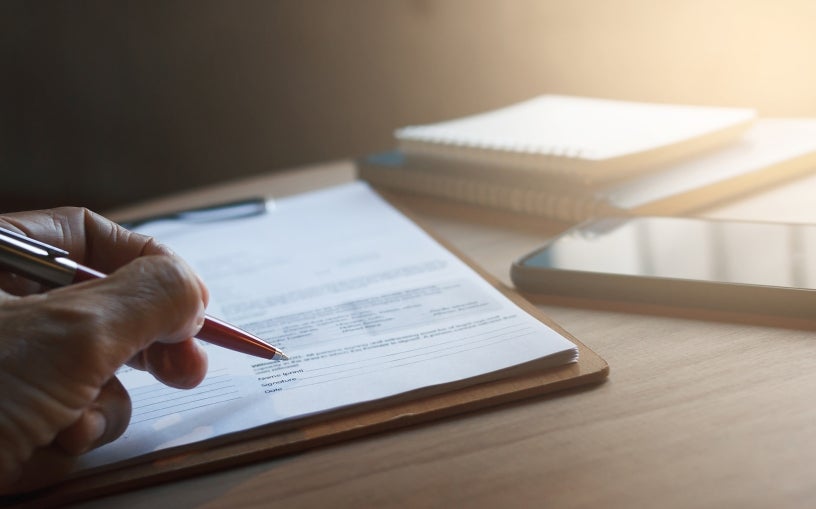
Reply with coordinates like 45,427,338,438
273,351,289,361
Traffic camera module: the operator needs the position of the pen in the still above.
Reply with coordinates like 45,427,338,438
0,226,288,361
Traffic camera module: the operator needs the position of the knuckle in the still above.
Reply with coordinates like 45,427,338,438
47,206,87,222
142,235,174,256
132,256,203,318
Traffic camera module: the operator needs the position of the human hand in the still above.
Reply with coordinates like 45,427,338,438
0,207,209,494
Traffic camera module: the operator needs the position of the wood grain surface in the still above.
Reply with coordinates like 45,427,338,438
27,163,816,509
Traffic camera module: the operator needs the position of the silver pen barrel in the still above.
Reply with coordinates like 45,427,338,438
0,228,78,287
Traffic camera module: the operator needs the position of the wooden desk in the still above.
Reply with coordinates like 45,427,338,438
77,162,816,508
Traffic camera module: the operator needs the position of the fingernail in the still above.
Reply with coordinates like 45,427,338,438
194,340,209,362
194,306,206,334
85,410,107,450
195,272,210,307
151,342,207,388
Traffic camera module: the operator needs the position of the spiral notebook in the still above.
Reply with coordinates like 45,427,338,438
395,95,756,184
362,118,816,223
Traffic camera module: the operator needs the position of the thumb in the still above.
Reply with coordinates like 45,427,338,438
32,255,208,384
93,254,208,348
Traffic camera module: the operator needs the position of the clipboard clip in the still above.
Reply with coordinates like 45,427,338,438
121,197,270,229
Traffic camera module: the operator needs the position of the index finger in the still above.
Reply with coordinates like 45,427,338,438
0,207,169,273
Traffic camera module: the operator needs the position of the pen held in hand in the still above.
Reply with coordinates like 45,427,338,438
0,227,288,361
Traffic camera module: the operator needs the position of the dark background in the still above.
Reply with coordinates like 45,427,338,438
2,0,813,213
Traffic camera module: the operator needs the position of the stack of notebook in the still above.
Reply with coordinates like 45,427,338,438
358,95,816,222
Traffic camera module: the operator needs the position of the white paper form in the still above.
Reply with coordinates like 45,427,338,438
81,182,577,469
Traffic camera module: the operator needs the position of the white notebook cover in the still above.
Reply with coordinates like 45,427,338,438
396,95,755,182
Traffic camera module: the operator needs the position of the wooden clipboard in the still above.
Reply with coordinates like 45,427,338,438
11,189,609,508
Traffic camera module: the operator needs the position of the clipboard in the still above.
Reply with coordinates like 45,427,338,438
12,189,609,507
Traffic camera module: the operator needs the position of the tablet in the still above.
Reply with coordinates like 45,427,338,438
511,216,816,319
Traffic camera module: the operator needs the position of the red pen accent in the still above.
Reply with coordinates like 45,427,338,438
71,262,287,360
